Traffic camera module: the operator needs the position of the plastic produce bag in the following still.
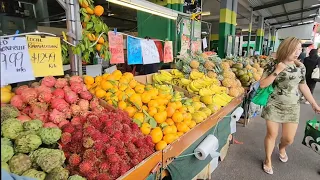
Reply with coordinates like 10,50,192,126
251,85,274,106
302,117,320,155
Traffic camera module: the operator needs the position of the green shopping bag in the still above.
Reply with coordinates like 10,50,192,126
302,117,320,155
251,85,274,106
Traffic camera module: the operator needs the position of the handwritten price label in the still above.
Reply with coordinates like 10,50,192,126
163,41,173,63
127,36,142,65
26,35,63,77
141,40,160,65
108,32,124,64
0,37,35,84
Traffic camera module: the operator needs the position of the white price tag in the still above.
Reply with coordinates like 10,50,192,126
0,37,35,84
141,40,160,65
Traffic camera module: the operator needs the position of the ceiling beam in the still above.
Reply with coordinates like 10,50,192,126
265,6,319,19
276,22,314,29
253,0,299,11
270,15,317,25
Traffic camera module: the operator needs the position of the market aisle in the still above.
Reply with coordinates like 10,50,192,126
211,85,320,180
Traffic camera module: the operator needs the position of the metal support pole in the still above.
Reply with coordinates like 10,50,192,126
247,8,253,57
56,0,67,10
268,25,271,55
66,0,82,75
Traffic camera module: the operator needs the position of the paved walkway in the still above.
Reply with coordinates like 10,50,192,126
211,85,320,180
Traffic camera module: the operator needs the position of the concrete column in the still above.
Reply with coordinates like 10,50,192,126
270,28,276,52
218,0,238,58
247,9,253,57
255,16,264,54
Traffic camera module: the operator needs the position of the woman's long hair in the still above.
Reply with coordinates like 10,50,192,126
308,49,319,60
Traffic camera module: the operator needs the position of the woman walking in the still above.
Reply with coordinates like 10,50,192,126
259,37,320,175
303,49,320,104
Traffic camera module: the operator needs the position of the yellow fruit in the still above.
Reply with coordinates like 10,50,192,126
183,119,192,126
1,88,11,93
200,95,213,105
188,121,196,128
1,91,11,103
154,112,167,124
199,107,212,117
166,118,174,126
4,85,12,91
177,132,184,137
112,70,122,80
125,106,136,117
129,80,137,89
193,102,203,111
101,81,113,91
163,133,176,144
172,112,183,123
150,127,163,144
135,85,145,94
155,141,167,151
133,112,144,123
140,123,151,135
183,113,192,121
95,89,106,98
171,125,177,133
85,7,94,14
177,122,190,133
118,101,127,110
102,73,110,80
123,72,134,80
162,126,172,135
89,89,95,94
148,107,157,117
142,105,148,111
141,92,152,104
119,83,128,91
84,76,94,85
95,76,103,83
94,5,104,17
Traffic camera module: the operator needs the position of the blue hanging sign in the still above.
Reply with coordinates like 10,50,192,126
127,36,143,65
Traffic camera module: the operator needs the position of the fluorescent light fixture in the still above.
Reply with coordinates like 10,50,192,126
309,13,316,16
311,4,320,7
241,29,249,32
35,30,39,33
298,22,303,25
303,20,314,24
281,25,291,28
201,11,211,16
106,0,179,20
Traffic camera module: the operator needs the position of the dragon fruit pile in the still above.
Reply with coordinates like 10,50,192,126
60,108,155,180
10,76,98,127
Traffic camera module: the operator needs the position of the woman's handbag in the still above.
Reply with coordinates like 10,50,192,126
311,60,320,82
251,84,274,106
302,116,320,155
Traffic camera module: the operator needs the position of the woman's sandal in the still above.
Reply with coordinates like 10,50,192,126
278,144,288,163
263,162,274,175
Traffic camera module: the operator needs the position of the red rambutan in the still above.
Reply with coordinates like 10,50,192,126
133,140,143,148
94,141,105,151
96,173,111,180
130,158,140,166
83,137,95,148
107,154,120,163
72,132,83,142
61,132,72,145
130,123,140,131
79,161,94,174
99,162,110,173
105,146,116,156
83,149,97,160
108,163,120,178
116,148,126,156
126,143,137,154
62,124,75,134
120,163,131,175
68,154,81,166
113,131,123,140
122,124,131,133
100,134,110,143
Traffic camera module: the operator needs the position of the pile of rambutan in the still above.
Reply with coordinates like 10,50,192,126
60,108,155,180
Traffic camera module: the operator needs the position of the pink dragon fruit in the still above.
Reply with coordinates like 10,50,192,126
29,105,49,123
41,76,56,88
65,90,79,104
71,116,81,126
10,95,26,110
21,88,38,104
44,122,58,128
64,108,72,119
49,109,66,124
51,98,70,112
36,85,52,94
92,105,104,113
69,76,83,84
90,98,100,110
71,104,81,116
80,91,93,100
78,99,89,111
15,85,29,95
17,115,31,123
58,120,70,128
38,91,53,103
21,106,32,115
55,78,68,88
53,88,65,99
70,82,86,94
63,86,72,92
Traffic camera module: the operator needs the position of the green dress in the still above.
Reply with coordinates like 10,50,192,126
261,60,306,123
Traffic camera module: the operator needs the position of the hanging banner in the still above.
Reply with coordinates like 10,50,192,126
108,31,125,64
127,36,143,65
191,40,202,53
0,37,35,84
26,35,63,77
180,35,190,55
154,40,164,62
164,41,173,63
140,39,160,65
193,21,201,38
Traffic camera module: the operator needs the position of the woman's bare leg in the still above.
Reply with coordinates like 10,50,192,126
264,120,279,168
279,123,298,158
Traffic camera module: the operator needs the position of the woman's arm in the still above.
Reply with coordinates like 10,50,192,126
299,83,320,113
260,62,287,88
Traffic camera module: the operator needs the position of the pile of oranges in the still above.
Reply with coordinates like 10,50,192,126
84,71,198,151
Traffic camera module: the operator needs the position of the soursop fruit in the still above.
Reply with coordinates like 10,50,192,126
1,144,14,163
23,120,43,131
45,166,69,180
35,149,66,173
38,128,62,145
2,162,10,172
1,118,23,139
1,105,19,123
9,153,32,175
68,175,87,180
22,169,46,180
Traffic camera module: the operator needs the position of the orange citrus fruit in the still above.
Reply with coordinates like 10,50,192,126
133,112,144,123
177,122,190,133
84,75,94,85
166,106,175,118
155,141,167,151
94,5,104,16
163,134,176,144
101,81,113,91
118,101,127,110
125,106,136,117
162,126,172,135
148,100,159,108
154,112,167,124
148,107,157,117
165,118,174,126
150,127,163,144
188,121,196,128
171,125,177,133
140,123,151,135
172,112,183,123
95,89,106,98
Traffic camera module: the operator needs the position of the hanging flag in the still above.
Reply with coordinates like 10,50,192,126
108,31,125,64
163,41,173,63
153,40,164,62
127,36,143,65
140,39,160,65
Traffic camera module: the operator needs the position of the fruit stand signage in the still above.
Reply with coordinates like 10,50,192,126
140,39,160,64
164,41,173,63
127,36,143,65
108,31,125,64
0,37,35,85
26,35,64,77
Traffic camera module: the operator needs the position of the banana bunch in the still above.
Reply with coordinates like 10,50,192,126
209,84,228,94
183,98,193,106
154,84,172,94
171,79,183,87
152,71,173,84
171,69,184,78
181,78,191,86
212,93,233,107
190,71,204,80
171,91,183,102
199,88,214,96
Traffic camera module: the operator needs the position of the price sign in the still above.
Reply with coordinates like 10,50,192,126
108,31,125,64
180,35,190,55
26,35,64,77
163,41,173,63
127,36,143,65
191,40,202,53
140,39,160,65
0,37,35,84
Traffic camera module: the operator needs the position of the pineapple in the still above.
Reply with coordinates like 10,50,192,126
175,60,184,71
198,64,207,74
182,65,192,74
